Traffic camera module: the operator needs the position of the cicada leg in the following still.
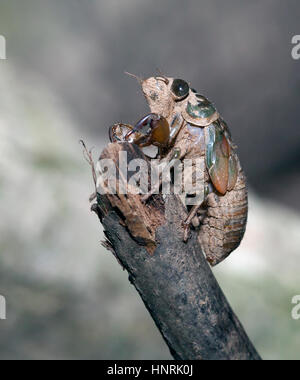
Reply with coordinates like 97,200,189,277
182,181,213,241
125,113,170,150
109,123,134,143
183,203,204,241
141,147,182,203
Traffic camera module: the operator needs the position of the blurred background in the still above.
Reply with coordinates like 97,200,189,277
0,0,299,359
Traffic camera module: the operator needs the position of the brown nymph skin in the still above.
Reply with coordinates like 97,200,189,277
139,76,248,266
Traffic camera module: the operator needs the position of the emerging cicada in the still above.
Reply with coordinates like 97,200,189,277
109,74,248,266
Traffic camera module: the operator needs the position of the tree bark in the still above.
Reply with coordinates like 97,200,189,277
91,142,261,360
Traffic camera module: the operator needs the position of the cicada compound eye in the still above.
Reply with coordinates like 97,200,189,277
171,78,190,100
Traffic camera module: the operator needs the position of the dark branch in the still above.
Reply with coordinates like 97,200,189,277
92,142,261,360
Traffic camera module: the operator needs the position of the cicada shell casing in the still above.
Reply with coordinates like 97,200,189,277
160,102,247,267
126,73,248,266
198,164,248,266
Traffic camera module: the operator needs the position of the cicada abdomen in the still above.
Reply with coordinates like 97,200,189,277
199,161,248,266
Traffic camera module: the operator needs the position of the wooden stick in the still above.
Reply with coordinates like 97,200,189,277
91,142,261,360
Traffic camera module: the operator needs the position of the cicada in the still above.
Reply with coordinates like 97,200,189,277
109,74,248,266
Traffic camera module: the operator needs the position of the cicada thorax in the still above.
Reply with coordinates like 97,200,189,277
182,91,220,127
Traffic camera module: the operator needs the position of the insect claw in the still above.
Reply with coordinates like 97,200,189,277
124,129,134,141
182,222,191,242
80,139,97,193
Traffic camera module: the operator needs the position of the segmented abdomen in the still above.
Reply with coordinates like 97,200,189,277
198,163,248,266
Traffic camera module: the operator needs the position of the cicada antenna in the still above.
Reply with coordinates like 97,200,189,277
124,71,143,85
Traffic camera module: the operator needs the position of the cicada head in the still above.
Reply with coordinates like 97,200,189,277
142,76,192,118
140,76,173,118
126,72,191,120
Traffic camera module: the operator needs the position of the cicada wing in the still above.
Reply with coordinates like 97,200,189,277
219,119,239,192
205,123,230,195
227,153,239,191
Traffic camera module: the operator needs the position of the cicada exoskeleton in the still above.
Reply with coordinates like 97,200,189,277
110,74,248,266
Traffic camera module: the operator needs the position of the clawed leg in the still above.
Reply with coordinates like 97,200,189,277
80,140,98,203
183,204,202,242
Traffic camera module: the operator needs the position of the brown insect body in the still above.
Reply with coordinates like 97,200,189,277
139,76,248,266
